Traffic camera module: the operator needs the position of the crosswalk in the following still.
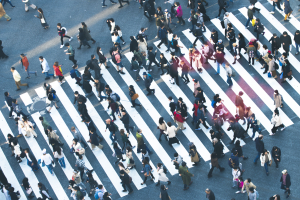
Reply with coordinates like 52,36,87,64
2,2,300,199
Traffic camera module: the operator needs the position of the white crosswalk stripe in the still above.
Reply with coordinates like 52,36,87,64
2,3,300,198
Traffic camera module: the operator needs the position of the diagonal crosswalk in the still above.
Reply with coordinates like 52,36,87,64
2,2,300,199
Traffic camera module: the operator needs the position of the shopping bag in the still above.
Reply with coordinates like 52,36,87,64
268,72,272,78
280,73,283,79
251,19,256,26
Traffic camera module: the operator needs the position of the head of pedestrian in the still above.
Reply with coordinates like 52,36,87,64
205,188,211,194
258,134,263,140
81,22,86,27
283,31,287,36
143,72,147,78
42,148,47,155
249,187,255,193
105,119,111,124
20,54,25,58
168,96,173,102
10,67,15,72
218,39,222,44
238,91,243,96
196,23,201,28
148,46,153,52
47,126,52,132
39,56,44,62
65,42,70,47
137,128,142,133
164,9,168,13
178,97,183,103
209,129,215,135
250,113,255,120
142,149,147,155
74,91,79,97
57,23,61,28
282,169,288,175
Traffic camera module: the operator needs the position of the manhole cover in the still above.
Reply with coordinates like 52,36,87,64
32,100,47,111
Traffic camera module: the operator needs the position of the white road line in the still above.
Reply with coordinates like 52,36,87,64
20,93,33,106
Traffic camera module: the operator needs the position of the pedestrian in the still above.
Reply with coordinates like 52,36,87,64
179,161,193,190
166,122,180,146
71,138,85,155
268,55,277,78
22,177,34,199
39,56,54,80
24,148,39,171
283,0,292,21
254,134,264,164
280,31,292,56
136,128,152,154
246,42,256,65
208,152,225,178
141,159,154,185
233,140,248,160
189,142,200,166
225,63,233,87
227,26,236,52
235,91,246,124
129,85,141,107
19,54,37,79
193,51,203,73
0,40,8,59
120,170,133,194
195,104,210,130
216,0,227,18
47,126,64,146
72,169,86,190
174,2,185,25
4,92,14,118
253,18,265,40
245,5,254,28
105,118,117,144
117,0,129,8
238,33,247,56
271,146,281,169
114,143,125,164
39,149,54,175
280,169,291,198
269,194,281,200
157,25,168,48
160,53,169,75
56,23,72,48
143,0,154,21
248,187,258,200
156,163,171,186
102,0,116,7
174,109,186,131
22,0,37,12
112,48,125,74
1,0,15,7
86,171,98,196
205,188,215,200
89,124,103,150
53,62,65,85
63,43,77,65
294,30,300,55
130,36,138,53
6,134,20,159
212,138,225,158
75,155,88,180
81,22,96,44
260,149,272,176
159,185,171,200
107,97,118,120
273,90,283,108
94,79,106,102
122,146,136,169
77,28,91,49
81,67,93,97
34,8,49,29
232,166,241,187
131,56,141,81
22,116,37,138
147,47,160,72
215,49,225,74
11,67,29,91
269,33,280,55
0,3,10,21
143,72,155,96
12,100,29,119
281,59,292,83
46,86,59,113
270,108,285,135
158,117,168,141
53,146,65,169
8,187,21,200
96,47,109,69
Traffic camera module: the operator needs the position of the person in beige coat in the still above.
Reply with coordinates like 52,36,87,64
47,126,64,146
268,55,277,78
22,116,37,138
242,178,256,196
270,108,285,135
0,4,11,21
260,149,272,176
158,117,167,141
125,146,135,169
273,90,283,108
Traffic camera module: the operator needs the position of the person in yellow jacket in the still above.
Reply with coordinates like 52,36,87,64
11,67,28,91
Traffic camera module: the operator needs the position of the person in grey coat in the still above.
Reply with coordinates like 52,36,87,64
71,126,88,148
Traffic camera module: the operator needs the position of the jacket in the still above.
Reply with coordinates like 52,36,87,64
157,167,169,182
89,132,99,145
158,122,167,131
166,125,177,138
228,29,236,42
230,153,239,168
280,34,292,49
178,166,193,185
247,45,256,57
272,113,282,127
40,58,50,73
242,180,256,195
255,137,264,153
176,5,183,17
54,65,63,77
130,39,139,53
132,60,139,71
218,0,225,7
148,51,156,62
271,147,281,162
215,51,225,64
120,113,129,125
174,111,185,123
133,50,143,63
21,56,29,70
260,151,272,166
5,95,13,107
280,173,291,187
136,132,144,147
294,32,300,44
284,0,293,14
144,75,152,88
82,26,92,41
269,36,281,49
268,58,275,72
158,27,167,39
247,8,253,19
211,32,219,44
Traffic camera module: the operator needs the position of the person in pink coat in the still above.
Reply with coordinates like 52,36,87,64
174,2,185,25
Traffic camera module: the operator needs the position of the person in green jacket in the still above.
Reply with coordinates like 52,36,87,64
39,116,50,136
136,128,152,154
178,161,194,190
245,5,254,28
134,49,143,67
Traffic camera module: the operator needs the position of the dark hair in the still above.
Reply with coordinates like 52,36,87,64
39,116,43,120
39,56,43,59
263,44,267,49
91,54,95,59
11,67,15,70
81,22,87,27
55,146,62,155
78,154,83,159
65,42,69,46
113,142,118,149
174,152,178,157
159,117,164,125
167,122,172,127
4,92,8,97
38,8,43,14
57,23,61,27
182,161,186,167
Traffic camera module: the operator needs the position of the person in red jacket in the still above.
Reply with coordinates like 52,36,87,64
53,61,65,85
19,54,37,79
174,109,186,132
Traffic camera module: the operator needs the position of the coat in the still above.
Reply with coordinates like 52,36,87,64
235,95,245,118
283,0,292,14
280,173,291,187
193,82,200,96
130,39,139,53
166,125,177,138
189,147,199,162
273,94,282,108
157,167,169,182
126,151,135,167
260,151,272,166
158,122,167,131
272,113,282,127
255,137,264,153
242,181,256,195
271,147,281,162
83,26,92,41
176,5,183,17
0,4,6,17
280,34,292,50
178,166,193,185
268,58,275,72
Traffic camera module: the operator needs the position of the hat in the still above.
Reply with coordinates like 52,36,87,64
267,50,271,54
218,39,222,43
250,38,256,42
188,142,194,147
282,169,287,174
164,9,168,12
233,43,237,47
249,5,254,9
225,12,229,16
42,148,46,154
211,29,216,32
249,42,253,45
193,79,198,83
142,72,147,76
178,97,183,101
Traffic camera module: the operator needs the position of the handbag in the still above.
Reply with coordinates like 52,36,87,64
41,18,46,24
268,72,272,78
78,148,85,155
251,19,256,26
131,93,139,100
26,188,33,195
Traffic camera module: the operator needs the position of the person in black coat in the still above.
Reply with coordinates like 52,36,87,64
0,167,8,186
216,0,227,18
294,30,300,55
205,188,215,200
269,33,281,55
177,97,187,118
4,91,14,118
88,122,103,150
282,59,292,82
130,36,138,52
120,170,133,193
9,187,20,200
254,134,264,164
238,33,247,56
233,140,248,160
0,40,8,59
119,111,134,134
280,170,291,198
197,1,206,14
280,31,292,56
272,146,281,168
147,46,160,71
212,138,224,158
159,53,169,75
78,101,90,122
253,18,264,40
82,67,94,96
269,194,280,200
73,91,86,105
88,55,101,79
160,185,170,200
22,177,34,198
78,28,91,49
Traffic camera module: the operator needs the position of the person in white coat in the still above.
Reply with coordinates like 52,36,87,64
39,56,54,80
156,163,171,186
260,149,272,176
270,108,285,135
22,116,37,138
39,148,54,175
232,167,241,188
166,122,179,146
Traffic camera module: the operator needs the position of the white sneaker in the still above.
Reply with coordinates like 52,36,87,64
69,37,73,41
60,81,66,85
270,11,275,14
269,133,275,136
236,191,241,194
281,127,285,131
242,190,246,193
122,42,126,45
60,44,64,48
155,36,158,39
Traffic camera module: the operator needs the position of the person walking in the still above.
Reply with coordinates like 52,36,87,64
57,23,72,48
22,0,37,12
247,42,256,65
225,63,233,87
19,54,37,79
34,8,49,29
39,149,54,175
271,146,281,169
157,25,168,48
208,152,225,178
147,47,160,72
82,67,94,96
53,146,66,168
179,161,193,190
117,0,129,8
156,163,171,186
22,116,37,138
46,86,59,113
72,170,86,190
136,128,152,154
254,134,264,164
77,28,91,49
0,40,8,58
294,30,300,55
273,90,283,108
112,48,125,74
75,155,88,180
280,169,291,198
158,117,168,141
24,148,39,171
105,119,117,144
89,125,103,150
189,142,200,166
129,85,141,107
233,140,248,160
97,47,109,69
160,53,169,75
166,122,180,146
47,126,64,146
1,0,15,7
215,49,225,74
216,0,227,18
141,159,154,185
270,108,285,135
195,105,210,130
205,188,215,200
143,72,155,96
159,185,171,200
120,170,133,194
39,56,54,80
113,143,125,164
175,2,185,25
283,0,292,21
81,22,96,44
245,5,254,28
102,0,116,7
280,31,292,56
53,62,65,85
71,138,85,155
22,177,34,199
268,55,277,78
174,109,186,131
125,146,135,169
235,91,246,124
12,99,29,118
4,91,14,118
213,138,225,158
64,43,77,65
11,67,28,91
260,149,272,176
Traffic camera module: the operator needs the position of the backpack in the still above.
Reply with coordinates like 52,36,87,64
274,62,279,70
112,52,120,64
147,74,153,83
61,27,67,34
70,69,76,78
81,189,87,197
94,190,103,200
228,157,235,168
111,93,120,102
163,165,168,174
220,20,225,29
